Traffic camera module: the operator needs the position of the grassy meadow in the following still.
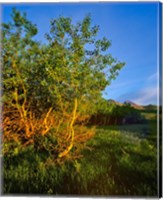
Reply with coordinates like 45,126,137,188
3,107,158,196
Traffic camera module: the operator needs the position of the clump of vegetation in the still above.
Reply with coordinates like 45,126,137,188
89,99,145,125
2,9,124,161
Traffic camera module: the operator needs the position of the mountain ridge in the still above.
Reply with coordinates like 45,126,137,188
107,99,156,110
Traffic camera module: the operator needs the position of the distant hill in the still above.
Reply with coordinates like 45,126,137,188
108,99,144,110
108,99,123,106
107,99,157,111
124,100,144,110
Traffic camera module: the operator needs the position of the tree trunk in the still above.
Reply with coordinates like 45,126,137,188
58,98,78,158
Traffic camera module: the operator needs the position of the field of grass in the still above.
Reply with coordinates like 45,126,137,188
3,114,158,196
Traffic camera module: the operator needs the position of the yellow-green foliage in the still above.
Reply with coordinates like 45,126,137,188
2,9,124,161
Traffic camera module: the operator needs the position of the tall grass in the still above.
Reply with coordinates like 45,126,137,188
3,123,157,196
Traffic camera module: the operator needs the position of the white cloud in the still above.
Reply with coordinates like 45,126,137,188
117,83,158,105
108,71,158,105
147,72,157,82
131,86,158,105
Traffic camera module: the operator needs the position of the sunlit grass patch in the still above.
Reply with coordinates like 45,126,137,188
3,124,157,196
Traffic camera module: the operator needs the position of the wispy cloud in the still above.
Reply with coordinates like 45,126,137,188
147,72,157,82
132,86,158,105
117,72,158,105
117,86,158,105
132,72,158,105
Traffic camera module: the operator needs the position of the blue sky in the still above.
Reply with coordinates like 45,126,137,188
1,2,160,105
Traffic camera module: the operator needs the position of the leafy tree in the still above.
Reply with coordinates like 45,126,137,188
88,98,116,125
2,9,125,160
2,8,41,148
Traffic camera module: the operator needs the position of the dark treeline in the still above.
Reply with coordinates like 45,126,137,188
88,103,146,126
